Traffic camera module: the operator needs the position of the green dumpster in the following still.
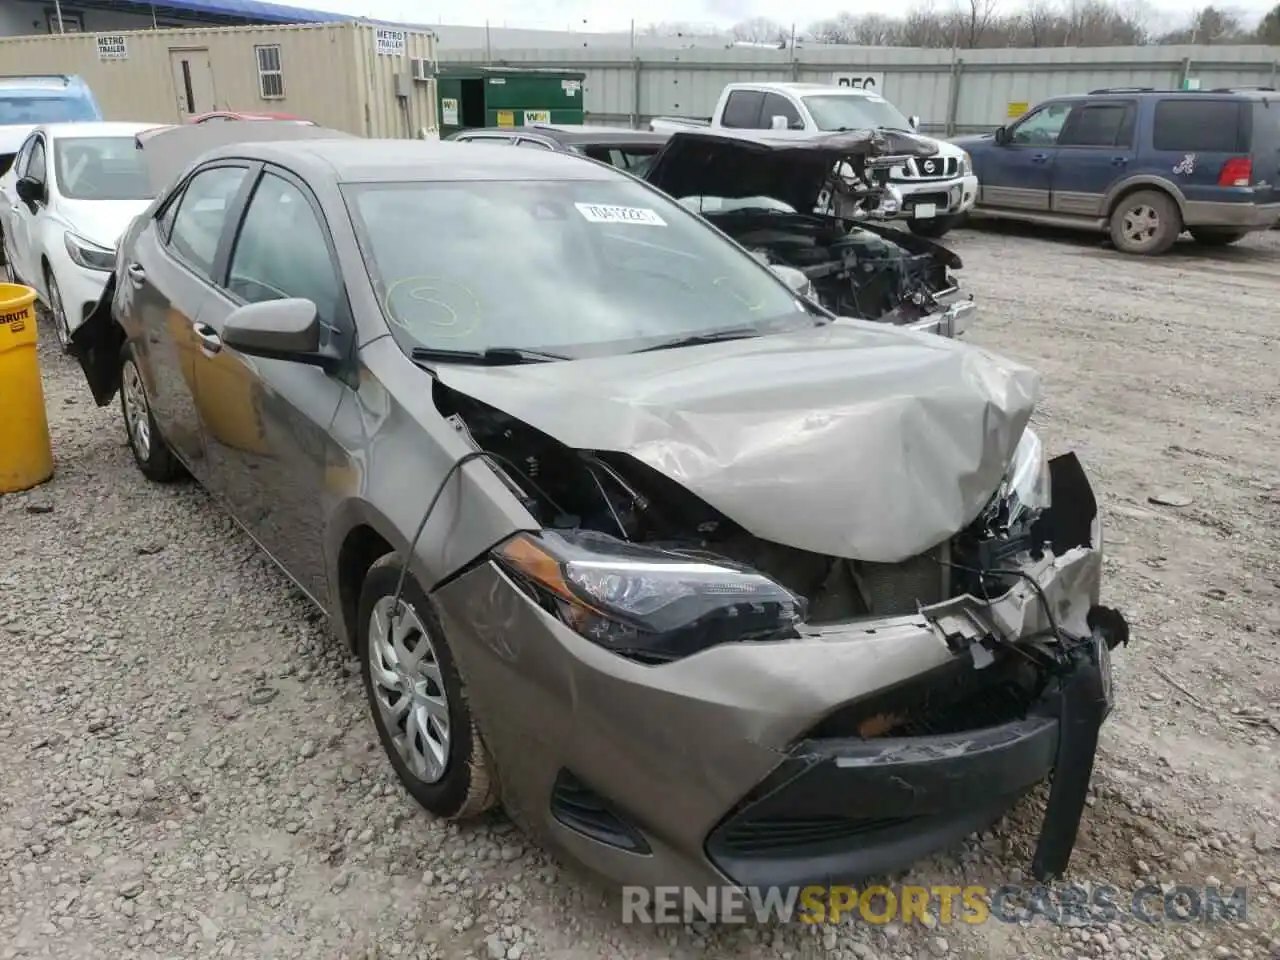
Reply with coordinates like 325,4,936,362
435,66,586,137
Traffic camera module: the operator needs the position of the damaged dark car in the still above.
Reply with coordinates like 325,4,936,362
71,123,1127,893
643,127,976,337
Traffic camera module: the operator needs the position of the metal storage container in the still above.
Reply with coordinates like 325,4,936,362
0,21,438,138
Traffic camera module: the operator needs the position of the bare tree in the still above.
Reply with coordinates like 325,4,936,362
809,12,905,44
1158,5,1246,42
962,0,1001,46
1259,2,1280,41
731,16,788,44
797,0,1214,47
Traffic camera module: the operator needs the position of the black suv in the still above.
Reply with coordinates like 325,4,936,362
954,87,1280,254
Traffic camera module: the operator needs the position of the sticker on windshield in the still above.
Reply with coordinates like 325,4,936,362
574,202,667,226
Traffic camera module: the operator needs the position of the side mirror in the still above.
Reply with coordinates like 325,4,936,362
770,114,788,131
993,125,1010,145
221,298,336,369
909,115,920,130
16,176,44,205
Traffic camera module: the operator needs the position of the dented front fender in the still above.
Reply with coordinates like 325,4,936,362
68,273,125,407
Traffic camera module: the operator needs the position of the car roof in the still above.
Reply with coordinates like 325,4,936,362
35,121,159,139
137,124,626,193
729,81,873,97
457,125,672,146
0,74,87,93
241,138,628,183
1047,87,1275,102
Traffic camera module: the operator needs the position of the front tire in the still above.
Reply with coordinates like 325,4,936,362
358,553,499,821
1109,190,1181,255
120,342,185,483
1189,227,1247,247
43,265,72,352
908,214,962,238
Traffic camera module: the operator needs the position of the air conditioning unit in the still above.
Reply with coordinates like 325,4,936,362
410,57,432,82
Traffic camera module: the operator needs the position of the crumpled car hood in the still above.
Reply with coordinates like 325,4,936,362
644,128,940,216
433,321,1041,563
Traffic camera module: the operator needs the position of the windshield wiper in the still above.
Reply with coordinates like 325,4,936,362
410,346,569,365
634,328,761,353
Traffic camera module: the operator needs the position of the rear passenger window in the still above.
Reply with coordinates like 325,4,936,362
721,90,765,129
167,165,248,279
1152,100,1246,152
1060,104,1131,147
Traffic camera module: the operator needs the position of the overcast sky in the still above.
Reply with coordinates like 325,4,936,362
289,0,1270,32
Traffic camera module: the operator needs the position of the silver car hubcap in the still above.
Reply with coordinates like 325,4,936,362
1122,205,1160,245
368,596,451,784
122,360,152,460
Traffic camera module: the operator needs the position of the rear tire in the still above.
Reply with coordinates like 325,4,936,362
1189,227,1247,247
120,342,185,483
358,553,499,821
1108,190,1181,255
908,214,962,239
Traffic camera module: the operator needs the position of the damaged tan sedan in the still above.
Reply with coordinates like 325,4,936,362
71,122,1129,893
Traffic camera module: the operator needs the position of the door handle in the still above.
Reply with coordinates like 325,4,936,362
1031,153,1049,164
1111,156,1129,166
126,262,146,285
192,322,221,354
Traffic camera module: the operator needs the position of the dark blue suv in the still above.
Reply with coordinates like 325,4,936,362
954,87,1280,255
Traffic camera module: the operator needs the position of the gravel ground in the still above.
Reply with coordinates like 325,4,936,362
2,224,1279,960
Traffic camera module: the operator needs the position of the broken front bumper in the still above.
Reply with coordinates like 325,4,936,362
706,617,1119,887
432,505,1123,891
907,288,976,338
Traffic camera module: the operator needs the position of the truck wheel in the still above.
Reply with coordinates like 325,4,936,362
1109,190,1181,255
908,215,962,239
1189,228,1247,247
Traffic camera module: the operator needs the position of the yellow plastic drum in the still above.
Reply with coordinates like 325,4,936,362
0,282,54,493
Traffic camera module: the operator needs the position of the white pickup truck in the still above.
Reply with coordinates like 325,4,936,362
650,82,978,238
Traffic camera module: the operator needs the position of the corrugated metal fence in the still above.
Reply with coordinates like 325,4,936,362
438,44,1280,134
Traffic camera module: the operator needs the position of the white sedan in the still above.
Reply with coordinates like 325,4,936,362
0,121,158,350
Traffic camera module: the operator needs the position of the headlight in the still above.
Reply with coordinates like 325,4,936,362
959,151,973,177
1004,427,1051,524
493,529,805,663
64,231,116,272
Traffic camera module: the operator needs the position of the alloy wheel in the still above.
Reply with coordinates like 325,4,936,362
122,359,152,461
367,595,451,784
46,272,70,349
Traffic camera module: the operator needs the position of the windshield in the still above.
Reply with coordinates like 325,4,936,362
0,95,98,126
345,179,811,359
54,136,151,201
803,95,912,133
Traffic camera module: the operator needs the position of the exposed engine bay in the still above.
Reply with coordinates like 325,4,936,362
643,127,966,326
727,211,958,324
438,382,1038,627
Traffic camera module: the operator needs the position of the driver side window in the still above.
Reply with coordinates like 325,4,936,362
226,169,343,341
25,137,47,184
13,136,36,178
1011,102,1075,146
761,93,803,130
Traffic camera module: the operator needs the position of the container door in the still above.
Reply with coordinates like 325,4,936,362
169,48,217,119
